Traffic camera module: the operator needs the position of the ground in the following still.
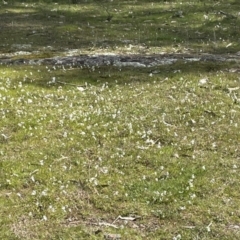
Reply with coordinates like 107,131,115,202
0,1,240,239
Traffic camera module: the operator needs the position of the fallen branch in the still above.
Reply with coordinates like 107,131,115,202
112,215,141,224
94,222,119,229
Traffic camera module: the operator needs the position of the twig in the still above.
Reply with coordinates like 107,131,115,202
112,216,120,224
112,215,141,224
119,216,138,221
65,219,118,228
66,220,82,225
182,226,196,229
92,222,118,229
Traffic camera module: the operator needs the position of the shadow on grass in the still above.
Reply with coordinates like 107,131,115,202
0,0,240,55
3,60,235,89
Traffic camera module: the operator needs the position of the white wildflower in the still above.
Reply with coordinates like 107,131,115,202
31,190,37,196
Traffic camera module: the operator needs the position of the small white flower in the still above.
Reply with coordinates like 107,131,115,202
16,193,22,198
101,167,108,174
190,193,196,199
77,86,85,92
89,177,98,186
41,189,48,196
31,190,37,196
198,77,208,86
62,206,66,212
203,14,208,20
188,179,194,188
48,205,55,213
179,206,186,210
30,176,35,182
173,234,181,240
206,222,212,232
212,142,217,148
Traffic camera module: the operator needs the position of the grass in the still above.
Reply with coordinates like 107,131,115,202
0,0,240,56
0,0,240,239
1,62,240,239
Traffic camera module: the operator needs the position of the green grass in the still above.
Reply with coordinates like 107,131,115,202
1,61,240,239
0,0,240,57
1,0,240,239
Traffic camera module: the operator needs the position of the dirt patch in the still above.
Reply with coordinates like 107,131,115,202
1,52,240,68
